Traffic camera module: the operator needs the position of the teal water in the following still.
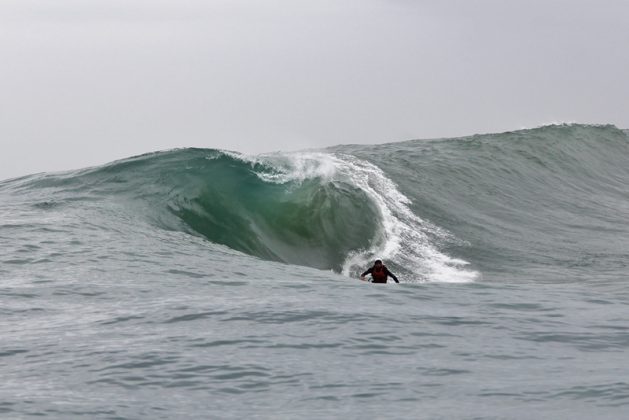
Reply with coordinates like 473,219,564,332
1,124,628,418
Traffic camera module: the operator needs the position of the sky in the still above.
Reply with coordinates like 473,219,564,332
1,0,628,180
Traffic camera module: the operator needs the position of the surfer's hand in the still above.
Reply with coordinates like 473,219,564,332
360,276,366,281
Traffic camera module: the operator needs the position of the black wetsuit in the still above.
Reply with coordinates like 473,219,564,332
361,266,399,283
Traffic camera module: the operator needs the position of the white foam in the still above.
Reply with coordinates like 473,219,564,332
256,152,339,184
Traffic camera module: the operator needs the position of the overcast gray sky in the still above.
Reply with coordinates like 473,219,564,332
1,0,628,180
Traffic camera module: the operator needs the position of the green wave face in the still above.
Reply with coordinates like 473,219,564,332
25,150,382,272
167,155,380,271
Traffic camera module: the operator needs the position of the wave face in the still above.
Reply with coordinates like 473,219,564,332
166,153,383,273
4,124,628,283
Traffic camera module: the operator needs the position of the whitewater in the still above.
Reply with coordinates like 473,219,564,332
1,124,628,419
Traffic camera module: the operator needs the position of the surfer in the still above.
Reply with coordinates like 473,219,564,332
360,259,399,283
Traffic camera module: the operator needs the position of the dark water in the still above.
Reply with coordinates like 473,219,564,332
1,124,628,418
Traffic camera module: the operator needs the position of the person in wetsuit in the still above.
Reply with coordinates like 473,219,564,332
360,259,399,283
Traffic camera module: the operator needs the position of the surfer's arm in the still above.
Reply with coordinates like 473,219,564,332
387,269,399,283
360,268,372,280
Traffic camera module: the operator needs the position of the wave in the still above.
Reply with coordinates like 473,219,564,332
6,123,628,283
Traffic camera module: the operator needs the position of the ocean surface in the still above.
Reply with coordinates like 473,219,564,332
1,124,628,419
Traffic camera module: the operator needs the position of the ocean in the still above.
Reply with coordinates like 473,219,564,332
1,124,628,419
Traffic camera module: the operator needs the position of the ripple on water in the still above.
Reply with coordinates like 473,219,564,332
551,382,629,406
0,349,29,357
517,331,629,351
163,311,229,324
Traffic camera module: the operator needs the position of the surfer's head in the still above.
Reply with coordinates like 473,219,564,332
374,259,383,266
